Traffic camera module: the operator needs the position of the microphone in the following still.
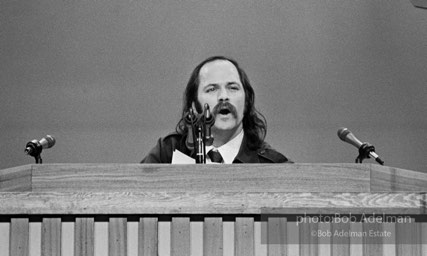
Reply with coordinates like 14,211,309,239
25,135,56,157
337,128,384,165
184,109,198,150
203,104,215,146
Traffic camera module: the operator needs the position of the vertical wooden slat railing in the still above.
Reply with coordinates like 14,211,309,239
0,215,427,255
235,217,254,256
0,163,425,256
267,217,287,256
363,222,383,255
139,217,158,256
74,217,94,256
10,218,29,256
331,222,350,256
299,219,318,256
109,218,127,256
42,218,61,256
396,218,421,255
203,217,223,256
171,217,190,256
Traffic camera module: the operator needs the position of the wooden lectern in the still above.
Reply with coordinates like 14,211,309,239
0,163,426,255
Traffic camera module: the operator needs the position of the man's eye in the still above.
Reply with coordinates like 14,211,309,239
206,87,216,93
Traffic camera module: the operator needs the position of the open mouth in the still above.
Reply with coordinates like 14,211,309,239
214,102,236,118
218,108,231,115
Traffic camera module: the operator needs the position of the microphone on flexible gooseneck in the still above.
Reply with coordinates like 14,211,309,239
184,104,216,164
184,109,198,150
337,127,384,165
203,104,215,146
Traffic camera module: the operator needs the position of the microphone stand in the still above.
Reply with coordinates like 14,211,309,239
25,140,43,164
355,142,384,165
186,104,215,164
195,124,205,164
203,105,214,147
184,109,198,151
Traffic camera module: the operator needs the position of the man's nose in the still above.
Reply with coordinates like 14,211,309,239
217,87,229,101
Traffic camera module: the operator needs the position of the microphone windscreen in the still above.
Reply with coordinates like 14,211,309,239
337,127,363,148
40,135,56,149
337,127,350,141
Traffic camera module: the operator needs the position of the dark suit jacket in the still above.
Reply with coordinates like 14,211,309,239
141,133,292,163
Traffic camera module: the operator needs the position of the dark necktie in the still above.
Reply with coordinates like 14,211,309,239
208,149,223,163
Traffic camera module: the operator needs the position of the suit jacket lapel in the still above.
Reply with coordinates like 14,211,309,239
233,135,260,163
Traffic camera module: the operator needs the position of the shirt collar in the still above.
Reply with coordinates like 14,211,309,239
206,129,244,164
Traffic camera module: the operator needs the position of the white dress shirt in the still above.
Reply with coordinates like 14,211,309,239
205,130,244,164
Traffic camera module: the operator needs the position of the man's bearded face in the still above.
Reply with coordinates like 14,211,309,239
196,60,245,134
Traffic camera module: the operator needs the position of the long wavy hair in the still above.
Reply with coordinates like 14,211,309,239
176,56,267,150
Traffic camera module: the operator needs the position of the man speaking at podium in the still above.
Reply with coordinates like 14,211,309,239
141,56,291,164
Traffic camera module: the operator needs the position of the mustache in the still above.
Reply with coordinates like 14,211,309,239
212,101,238,118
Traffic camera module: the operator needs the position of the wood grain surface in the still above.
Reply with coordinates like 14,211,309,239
0,164,425,256
10,218,29,256
28,163,372,193
74,217,94,256
2,163,425,193
0,165,31,192
41,218,61,256
0,191,424,214
139,217,158,256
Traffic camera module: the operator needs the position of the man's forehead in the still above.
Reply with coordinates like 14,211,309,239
199,60,240,83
